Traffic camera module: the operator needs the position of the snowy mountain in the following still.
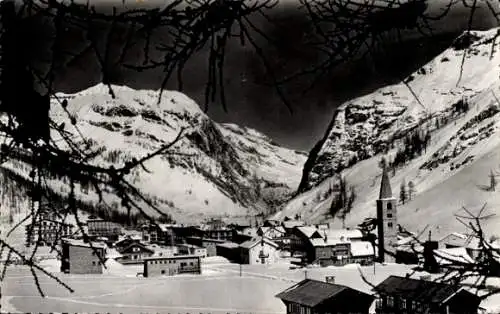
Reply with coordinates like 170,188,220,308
276,28,500,239
3,84,306,224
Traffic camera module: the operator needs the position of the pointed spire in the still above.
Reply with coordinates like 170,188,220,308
379,166,393,199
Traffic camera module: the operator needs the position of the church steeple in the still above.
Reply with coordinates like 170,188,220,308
379,166,393,199
376,166,397,263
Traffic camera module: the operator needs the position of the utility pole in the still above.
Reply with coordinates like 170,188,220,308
304,269,308,280
239,263,242,277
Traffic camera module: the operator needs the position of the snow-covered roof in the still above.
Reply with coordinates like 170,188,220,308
296,226,321,238
440,233,483,250
144,254,203,261
282,220,306,229
434,247,475,265
216,242,240,249
105,248,123,259
240,237,279,250
309,237,349,247
241,227,259,237
62,238,107,249
350,241,374,257
324,229,364,240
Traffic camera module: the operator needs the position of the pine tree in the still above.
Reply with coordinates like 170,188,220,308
400,179,407,204
339,186,356,228
379,157,387,170
408,181,415,201
8,208,13,225
490,170,497,192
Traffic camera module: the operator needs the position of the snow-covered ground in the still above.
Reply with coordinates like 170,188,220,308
5,261,500,313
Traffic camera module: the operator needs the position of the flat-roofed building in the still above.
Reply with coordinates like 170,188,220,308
143,254,202,277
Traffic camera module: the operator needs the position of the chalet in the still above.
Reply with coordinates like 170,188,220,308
276,279,374,314
257,226,289,249
60,239,107,274
115,240,155,265
349,241,375,265
373,275,482,314
307,237,351,266
239,236,279,265
178,244,207,258
141,223,175,245
186,236,227,257
87,218,122,242
25,218,74,247
290,226,323,256
143,254,201,277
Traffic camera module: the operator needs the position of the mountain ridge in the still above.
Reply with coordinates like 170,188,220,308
274,28,500,239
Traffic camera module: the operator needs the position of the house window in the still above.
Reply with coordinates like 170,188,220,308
161,270,166,274
388,222,393,228
387,203,392,210
400,298,406,309
387,213,393,218
387,296,394,307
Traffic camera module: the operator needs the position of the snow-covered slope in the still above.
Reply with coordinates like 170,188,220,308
276,28,500,239
5,84,305,224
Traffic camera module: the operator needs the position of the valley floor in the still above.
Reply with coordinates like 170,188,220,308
5,259,500,313
1,261,414,314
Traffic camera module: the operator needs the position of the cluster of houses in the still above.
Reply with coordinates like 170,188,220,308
22,166,499,313
24,166,500,279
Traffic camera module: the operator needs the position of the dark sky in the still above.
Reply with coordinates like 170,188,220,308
21,0,499,150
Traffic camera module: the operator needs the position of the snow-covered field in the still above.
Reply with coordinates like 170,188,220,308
4,261,500,313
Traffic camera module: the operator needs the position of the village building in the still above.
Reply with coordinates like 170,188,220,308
282,219,306,236
306,237,351,266
257,226,289,249
276,278,374,314
114,238,155,264
185,236,227,257
239,237,279,265
87,218,122,242
197,226,236,242
141,223,175,245
289,226,323,257
143,254,202,277
25,217,74,247
373,275,482,314
60,239,107,274
349,241,375,265
178,243,207,257
376,167,398,263
216,242,241,262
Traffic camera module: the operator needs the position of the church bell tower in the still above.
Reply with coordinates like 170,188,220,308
376,166,398,263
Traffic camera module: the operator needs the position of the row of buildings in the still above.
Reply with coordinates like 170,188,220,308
31,166,499,281
276,275,483,314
